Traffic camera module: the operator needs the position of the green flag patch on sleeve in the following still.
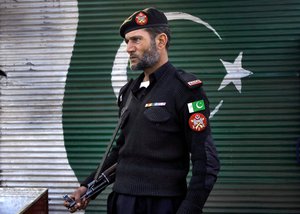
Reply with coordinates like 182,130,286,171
187,100,206,113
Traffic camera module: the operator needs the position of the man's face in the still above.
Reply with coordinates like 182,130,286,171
125,29,160,70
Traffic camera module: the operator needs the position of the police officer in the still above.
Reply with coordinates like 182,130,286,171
65,7,220,214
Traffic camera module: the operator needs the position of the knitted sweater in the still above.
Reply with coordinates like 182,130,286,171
82,62,219,213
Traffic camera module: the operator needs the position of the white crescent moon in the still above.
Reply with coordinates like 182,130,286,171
196,101,204,109
111,12,222,98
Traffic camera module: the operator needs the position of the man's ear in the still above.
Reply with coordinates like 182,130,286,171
156,33,168,49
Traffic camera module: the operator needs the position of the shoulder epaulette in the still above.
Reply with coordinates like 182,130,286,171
176,69,202,89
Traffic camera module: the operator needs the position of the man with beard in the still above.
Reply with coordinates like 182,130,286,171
64,7,220,214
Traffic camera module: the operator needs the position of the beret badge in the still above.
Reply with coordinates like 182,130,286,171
135,12,148,26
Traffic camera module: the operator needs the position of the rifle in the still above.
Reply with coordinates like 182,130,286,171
63,163,117,209
63,87,133,211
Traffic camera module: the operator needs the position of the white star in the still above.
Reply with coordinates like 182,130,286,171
218,52,253,93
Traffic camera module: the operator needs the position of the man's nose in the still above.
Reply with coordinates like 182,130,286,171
126,41,136,53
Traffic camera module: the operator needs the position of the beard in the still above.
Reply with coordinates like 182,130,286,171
129,40,160,71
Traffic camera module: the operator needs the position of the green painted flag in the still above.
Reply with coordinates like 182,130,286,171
187,100,205,113
62,1,300,214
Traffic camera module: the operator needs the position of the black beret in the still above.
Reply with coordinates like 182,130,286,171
120,8,168,38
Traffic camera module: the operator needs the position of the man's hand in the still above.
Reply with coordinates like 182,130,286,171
63,186,90,213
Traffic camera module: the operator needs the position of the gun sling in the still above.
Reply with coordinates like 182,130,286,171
94,89,133,180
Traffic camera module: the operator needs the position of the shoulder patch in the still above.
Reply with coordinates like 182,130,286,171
176,69,202,89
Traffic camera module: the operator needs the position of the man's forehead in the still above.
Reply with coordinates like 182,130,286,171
125,29,149,40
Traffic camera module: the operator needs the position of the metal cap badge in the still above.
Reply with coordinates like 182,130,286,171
135,12,148,26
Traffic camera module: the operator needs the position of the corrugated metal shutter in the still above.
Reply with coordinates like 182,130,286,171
64,1,300,213
1,1,300,214
0,1,81,213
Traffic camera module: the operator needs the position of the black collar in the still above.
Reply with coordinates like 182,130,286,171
132,62,171,93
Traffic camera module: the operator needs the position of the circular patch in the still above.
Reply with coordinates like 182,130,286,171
189,113,207,132
135,12,148,26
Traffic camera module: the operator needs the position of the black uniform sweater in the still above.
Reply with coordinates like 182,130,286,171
82,62,219,213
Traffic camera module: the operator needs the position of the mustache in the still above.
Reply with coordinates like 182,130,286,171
129,54,139,59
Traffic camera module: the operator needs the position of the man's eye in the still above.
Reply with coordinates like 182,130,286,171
134,38,141,43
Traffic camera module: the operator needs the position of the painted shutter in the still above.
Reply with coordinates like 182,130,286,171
1,1,300,214
0,1,81,213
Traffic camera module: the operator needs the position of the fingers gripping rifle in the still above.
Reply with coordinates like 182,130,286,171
63,163,117,209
